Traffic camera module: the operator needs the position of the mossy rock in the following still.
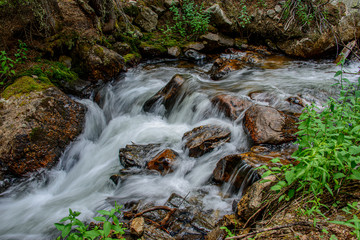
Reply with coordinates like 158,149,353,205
1,76,53,99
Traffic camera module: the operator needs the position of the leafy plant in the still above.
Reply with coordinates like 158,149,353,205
238,0,251,28
14,40,28,64
166,0,210,40
220,226,236,238
55,202,126,240
330,202,360,239
0,51,15,85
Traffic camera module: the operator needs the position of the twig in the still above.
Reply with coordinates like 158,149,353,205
133,206,176,218
225,221,315,239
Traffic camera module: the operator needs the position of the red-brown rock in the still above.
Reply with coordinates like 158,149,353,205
243,105,298,145
0,81,85,178
212,94,254,121
209,58,245,80
147,149,179,175
183,125,231,158
143,74,187,113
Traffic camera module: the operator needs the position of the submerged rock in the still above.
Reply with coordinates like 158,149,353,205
209,58,245,80
119,143,161,168
243,105,298,145
184,49,206,61
212,94,254,121
0,77,85,179
143,74,187,113
183,125,231,158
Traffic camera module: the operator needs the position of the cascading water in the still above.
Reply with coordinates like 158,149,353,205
0,58,358,240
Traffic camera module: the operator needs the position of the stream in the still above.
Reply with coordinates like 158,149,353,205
0,57,358,240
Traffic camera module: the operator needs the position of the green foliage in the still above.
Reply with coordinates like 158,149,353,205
238,0,251,28
165,0,210,40
55,202,126,240
220,226,236,238
0,40,29,86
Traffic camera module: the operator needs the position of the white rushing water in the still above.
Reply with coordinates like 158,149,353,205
0,58,358,240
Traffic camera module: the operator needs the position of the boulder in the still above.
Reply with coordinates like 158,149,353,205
201,33,235,51
79,44,126,82
209,58,245,80
139,42,167,58
113,42,131,55
243,105,298,145
167,46,181,58
147,149,179,175
183,42,205,52
164,0,179,8
134,6,158,32
183,125,231,158
206,4,233,33
0,77,85,179
143,74,187,113
212,94,254,121
119,143,161,168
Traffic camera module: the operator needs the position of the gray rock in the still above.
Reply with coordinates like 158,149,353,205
183,42,205,51
206,4,233,33
201,33,234,50
167,46,181,57
113,42,131,55
267,9,276,18
164,0,179,8
134,7,158,32
184,49,206,61
275,5,282,13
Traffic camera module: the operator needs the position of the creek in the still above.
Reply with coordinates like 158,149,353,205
0,57,358,240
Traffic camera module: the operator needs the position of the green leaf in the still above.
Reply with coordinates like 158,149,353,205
54,223,64,231
97,210,111,216
333,173,346,179
93,216,107,222
60,216,70,222
349,146,360,155
349,170,360,180
103,221,112,237
334,70,342,77
62,224,72,238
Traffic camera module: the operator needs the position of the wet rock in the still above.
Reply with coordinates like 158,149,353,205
184,49,206,61
237,175,277,221
110,168,150,185
79,44,126,82
168,46,181,58
243,105,298,145
143,224,175,240
147,149,179,175
212,154,260,193
206,4,233,33
212,94,254,121
205,226,227,240
0,77,85,178
119,143,161,168
183,125,231,158
143,74,187,113
209,58,245,80
131,217,145,236
134,6,158,32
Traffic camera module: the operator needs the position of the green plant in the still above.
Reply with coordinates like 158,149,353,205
238,0,251,28
0,51,15,85
220,226,236,238
166,0,210,40
14,40,28,64
55,202,126,240
260,55,360,217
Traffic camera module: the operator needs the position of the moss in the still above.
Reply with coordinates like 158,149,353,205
123,53,141,63
1,76,53,99
94,46,105,57
140,41,167,53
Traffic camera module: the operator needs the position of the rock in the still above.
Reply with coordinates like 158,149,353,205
119,143,161,168
267,9,276,18
243,105,298,145
147,149,179,175
0,77,85,178
123,0,140,17
237,175,277,220
79,44,126,82
212,94,254,121
183,125,231,158
130,217,145,236
59,55,72,69
201,33,235,51
139,42,167,58
275,5,282,13
206,4,233,33
335,40,356,63
143,74,187,113
134,6,158,32
184,49,206,61
164,0,179,8
167,46,181,58
205,226,227,240
183,42,205,51
113,42,131,55
212,154,260,193
143,224,175,240
209,58,245,80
